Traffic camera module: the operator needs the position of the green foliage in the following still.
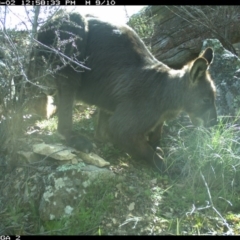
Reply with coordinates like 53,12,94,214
128,7,154,49
101,143,122,160
36,116,58,132
0,198,41,235
72,105,96,136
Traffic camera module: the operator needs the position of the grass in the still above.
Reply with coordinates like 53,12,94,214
164,119,240,190
1,107,240,235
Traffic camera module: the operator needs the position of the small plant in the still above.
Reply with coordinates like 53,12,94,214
101,143,122,159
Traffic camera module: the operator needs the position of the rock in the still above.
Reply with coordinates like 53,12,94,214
32,142,110,168
201,39,240,118
76,151,110,167
39,163,115,221
129,6,240,69
32,143,76,161
71,158,79,164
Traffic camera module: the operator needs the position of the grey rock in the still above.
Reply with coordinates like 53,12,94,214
39,163,115,221
202,39,240,118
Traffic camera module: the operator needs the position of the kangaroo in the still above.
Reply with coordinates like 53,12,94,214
31,12,217,172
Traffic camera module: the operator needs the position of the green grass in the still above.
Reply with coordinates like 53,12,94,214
165,118,240,191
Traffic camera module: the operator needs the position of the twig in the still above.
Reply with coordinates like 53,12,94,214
186,171,234,235
200,171,234,235
119,217,141,229
30,147,70,164
33,38,91,71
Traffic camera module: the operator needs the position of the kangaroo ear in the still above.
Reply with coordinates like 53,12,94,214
200,47,213,65
190,58,208,83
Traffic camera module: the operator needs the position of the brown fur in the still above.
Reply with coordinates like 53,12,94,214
32,12,217,172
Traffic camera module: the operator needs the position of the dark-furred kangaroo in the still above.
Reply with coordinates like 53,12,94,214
31,11,217,172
